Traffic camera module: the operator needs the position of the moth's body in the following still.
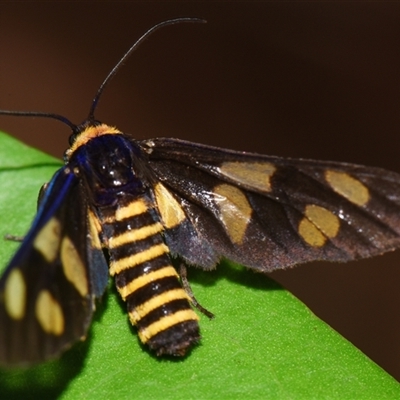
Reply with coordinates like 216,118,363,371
69,127,199,355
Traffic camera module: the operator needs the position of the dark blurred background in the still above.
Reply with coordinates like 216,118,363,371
1,3,400,381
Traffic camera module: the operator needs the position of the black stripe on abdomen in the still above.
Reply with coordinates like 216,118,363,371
103,197,200,356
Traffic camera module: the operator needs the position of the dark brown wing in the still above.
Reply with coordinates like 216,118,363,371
0,167,108,366
140,137,400,271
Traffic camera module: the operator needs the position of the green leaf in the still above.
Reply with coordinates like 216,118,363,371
0,130,398,399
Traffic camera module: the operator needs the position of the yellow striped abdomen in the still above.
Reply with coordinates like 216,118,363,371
100,197,200,356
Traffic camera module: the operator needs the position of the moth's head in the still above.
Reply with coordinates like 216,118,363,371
68,119,103,146
64,121,122,162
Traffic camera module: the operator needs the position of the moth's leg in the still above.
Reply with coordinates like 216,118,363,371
4,234,24,242
179,263,215,319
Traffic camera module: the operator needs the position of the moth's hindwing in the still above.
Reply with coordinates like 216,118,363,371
144,138,400,271
0,167,108,366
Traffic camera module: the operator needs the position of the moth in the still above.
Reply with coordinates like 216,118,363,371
1,19,400,367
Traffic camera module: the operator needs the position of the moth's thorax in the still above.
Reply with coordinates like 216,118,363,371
65,123,122,160
68,130,148,207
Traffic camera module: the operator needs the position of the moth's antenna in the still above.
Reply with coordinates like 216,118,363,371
0,110,77,131
87,17,206,121
0,18,206,134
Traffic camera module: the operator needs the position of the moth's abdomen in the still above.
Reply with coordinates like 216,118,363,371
101,197,200,356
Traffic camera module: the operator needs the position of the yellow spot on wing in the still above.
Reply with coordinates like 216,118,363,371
219,161,276,192
325,170,370,206
118,266,178,300
298,218,326,247
214,184,252,244
154,183,186,229
35,290,64,336
61,236,88,297
299,204,340,247
138,309,199,343
109,243,169,276
129,288,191,324
88,209,102,250
4,269,26,320
33,217,61,262
108,222,163,248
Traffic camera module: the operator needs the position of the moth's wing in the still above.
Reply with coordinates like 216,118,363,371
142,138,400,271
0,167,108,366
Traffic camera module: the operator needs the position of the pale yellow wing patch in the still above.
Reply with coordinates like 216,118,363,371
88,209,103,250
214,183,252,244
4,269,26,321
154,183,186,229
325,170,370,206
61,236,89,297
219,161,276,192
33,217,61,262
298,204,340,247
35,290,65,336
